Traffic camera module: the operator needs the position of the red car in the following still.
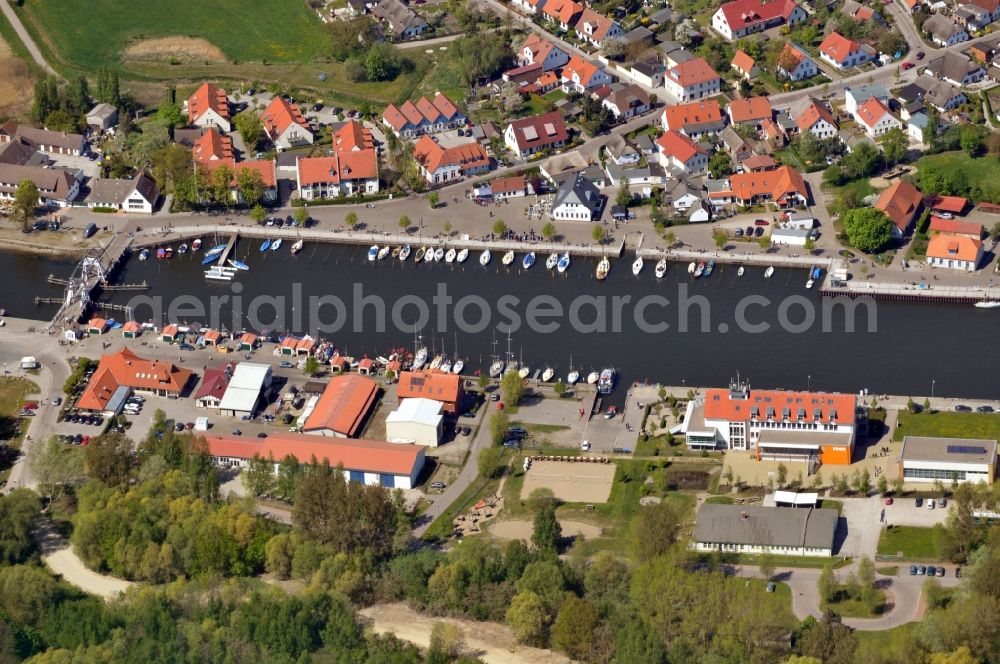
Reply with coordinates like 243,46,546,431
900,62,915,71
754,219,769,226
884,497,894,505
23,402,38,410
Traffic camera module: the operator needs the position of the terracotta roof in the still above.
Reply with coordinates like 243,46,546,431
662,100,723,131
302,373,379,436
928,195,968,214
382,92,462,131
780,42,808,67
203,330,222,343
261,97,308,138
205,431,423,476
875,180,923,231
576,8,618,40
656,129,706,163
542,0,583,23
796,99,837,132
78,348,193,411
297,151,378,185
929,217,983,237
240,333,258,345
334,120,373,152
666,57,720,87
398,370,461,404
717,0,801,29
731,50,756,73
161,324,179,338
521,33,556,64
728,97,772,124
743,154,777,171
236,160,277,188
191,128,233,165
122,321,141,333
703,387,856,425
712,165,807,203
491,175,528,194
506,111,569,152
382,104,409,132
412,135,489,174
187,83,229,123
195,363,233,402
87,317,107,331
856,97,893,129
927,234,983,262
562,55,602,87
819,32,861,64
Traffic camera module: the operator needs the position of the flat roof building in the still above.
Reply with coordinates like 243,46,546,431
386,398,444,447
692,504,838,556
898,436,997,485
218,362,272,417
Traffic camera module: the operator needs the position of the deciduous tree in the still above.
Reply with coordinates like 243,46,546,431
532,503,562,555
843,208,893,253
506,591,550,646
83,431,134,486
12,180,38,231
551,596,598,660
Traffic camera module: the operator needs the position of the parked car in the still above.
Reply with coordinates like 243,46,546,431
977,405,995,413
490,393,500,402
900,61,914,70
508,427,527,436
927,498,936,509
734,228,744,237
939,497,947,508
926,565,936,576
430,481,446,490
754,227,764,237
754,219,769,226
936,566,945,577
581,440,591,451
174,422,185,432
257,432,268,438
909,564,918,575
51,396,62,406
461,426,471,436
745,226,754,236
955,405,972,412
179,343,195,351
916,51,925,59
278,361,294,368
917,565,926,575
915,497,923,507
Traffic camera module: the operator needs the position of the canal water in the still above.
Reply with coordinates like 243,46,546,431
7,242,1000,402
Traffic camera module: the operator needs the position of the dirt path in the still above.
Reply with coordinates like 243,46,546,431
360,603,570,664
0,2,59,76
35,518,132,600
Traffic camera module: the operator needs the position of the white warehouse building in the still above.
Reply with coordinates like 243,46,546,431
385,398,444,447
692,504,838,557
218,362,272,418
898,436,997,485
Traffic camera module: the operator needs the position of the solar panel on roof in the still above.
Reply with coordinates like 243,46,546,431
947,445,987,455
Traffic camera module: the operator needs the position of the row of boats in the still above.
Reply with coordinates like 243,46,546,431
367,244,574,273
139,237,204,261
259,238,305,255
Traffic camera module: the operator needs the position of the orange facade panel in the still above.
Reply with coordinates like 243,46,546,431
820,445,852,465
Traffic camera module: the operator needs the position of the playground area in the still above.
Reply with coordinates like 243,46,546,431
521,459,616,504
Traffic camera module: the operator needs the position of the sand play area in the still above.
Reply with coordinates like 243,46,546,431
489,519,603,541
521,459,616,503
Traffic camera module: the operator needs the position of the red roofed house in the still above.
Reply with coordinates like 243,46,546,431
929,216,984,239
541,0,583,31
192,128,234,166
657,130,709,175
77,348,194,414
239,333,259,351
122,321,142,339
491,175,532,199
926,234,984,271
160,324,180,343
573,8,623,47
260,97,313,150
708,165,809,208
795,98,838,139
196,363,234,409
412,135,490,185
333,120,374,153
512,0,548,15
234,160,278,203
560,55,613,93
819,32,874,69
205,431,425,489
187,83,231,132
743,154,778,172
875,180,923,237
663,57,721,102
679,382,858,465
711,0,806,40
301,373,379,438
854,97,902,137
87,317,108,335
928,195,969,216
731,50,759,79
661,99,725,139
296,152,380,200
727,97,773,127
516,33,570,72
397,370,464,414
776,42,819,81
381,92,466,139
504,111,569,157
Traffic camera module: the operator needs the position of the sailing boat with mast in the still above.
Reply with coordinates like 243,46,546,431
489,334,504,377
567,356,579,385
451,333,464,374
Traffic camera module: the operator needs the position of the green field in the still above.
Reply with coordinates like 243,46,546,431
894,411,1000,442
0,377,37,448
20,0,331,69
912,150,1000,204
877,525,947,560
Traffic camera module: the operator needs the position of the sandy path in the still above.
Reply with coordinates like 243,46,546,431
35,519,132,600
360,603,570,664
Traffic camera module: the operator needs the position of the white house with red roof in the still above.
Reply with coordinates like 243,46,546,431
504,111,569,158
855,98,902,137
333,120,374,153
560,55,613,93
260,97,313,150
776,42,818,81
512,0,547,14
517,33,570,71
186,83,230,132
541,0,583,31
708,165,809,208
819,32,874,69
730,50,759,80
795,99,838,139
727,97,773,127
233,161,278,204
661,99,726,139
679,380,857,465
412,135,491,185
926,234,984,271
573,8,623,48
657,130,709,175
711,0,805,40
296,152,379,200
663,57,721,103
381,92,466,139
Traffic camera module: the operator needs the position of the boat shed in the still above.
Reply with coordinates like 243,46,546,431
386,397,444,447
218,362,272,417
301,373,379,437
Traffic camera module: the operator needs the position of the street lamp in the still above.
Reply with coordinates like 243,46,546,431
807,374,811,392
931,380,935,400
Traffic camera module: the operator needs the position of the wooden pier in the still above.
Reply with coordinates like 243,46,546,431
48,274,148,290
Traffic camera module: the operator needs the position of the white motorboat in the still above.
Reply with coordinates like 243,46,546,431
597,368,616,395
378,246,391,260
596,256,610,280
452,360,464,374
271,239,282,251
632,257,643,275
440,359,452,373
518,366,530,379
480,249,491,266
502,250,515,266
687,261,696,274
557,253,570,273
139,249,149,261
975,301,1000,309
412,347,428,369
192,239,202,251
586,371,600,384
523,252,535,269
489,360,504,377
737,266,745,277
178,243,188,255
546,252,559,269
567,369,579,384
399,245,411,261
541,367,554,382
806,278,814,289
368,245,379,261
456,248,469,263
291,239,304,254
434,247,445,261
445,248,457,263
655,258,667,278
764,266,775,279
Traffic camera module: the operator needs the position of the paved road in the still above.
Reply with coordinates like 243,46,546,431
0,1,59,76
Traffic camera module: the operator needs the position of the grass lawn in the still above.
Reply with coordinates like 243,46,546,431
0,377,38,448
821,584,887,618
705,495,734,504
510,422,571,435
877,525,947,560
19,0,330,70
821,499,844,515
634,434,683,457
698,552,851,569
913,150,1000,204
876,566,899,576
894,410,1000,442
418,56,469,102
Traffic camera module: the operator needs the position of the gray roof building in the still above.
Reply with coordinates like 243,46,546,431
551,173,604,220
693,504,838,553
900,436,997,465
88,173,159,209
924,50,986,86
86,103,119,130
